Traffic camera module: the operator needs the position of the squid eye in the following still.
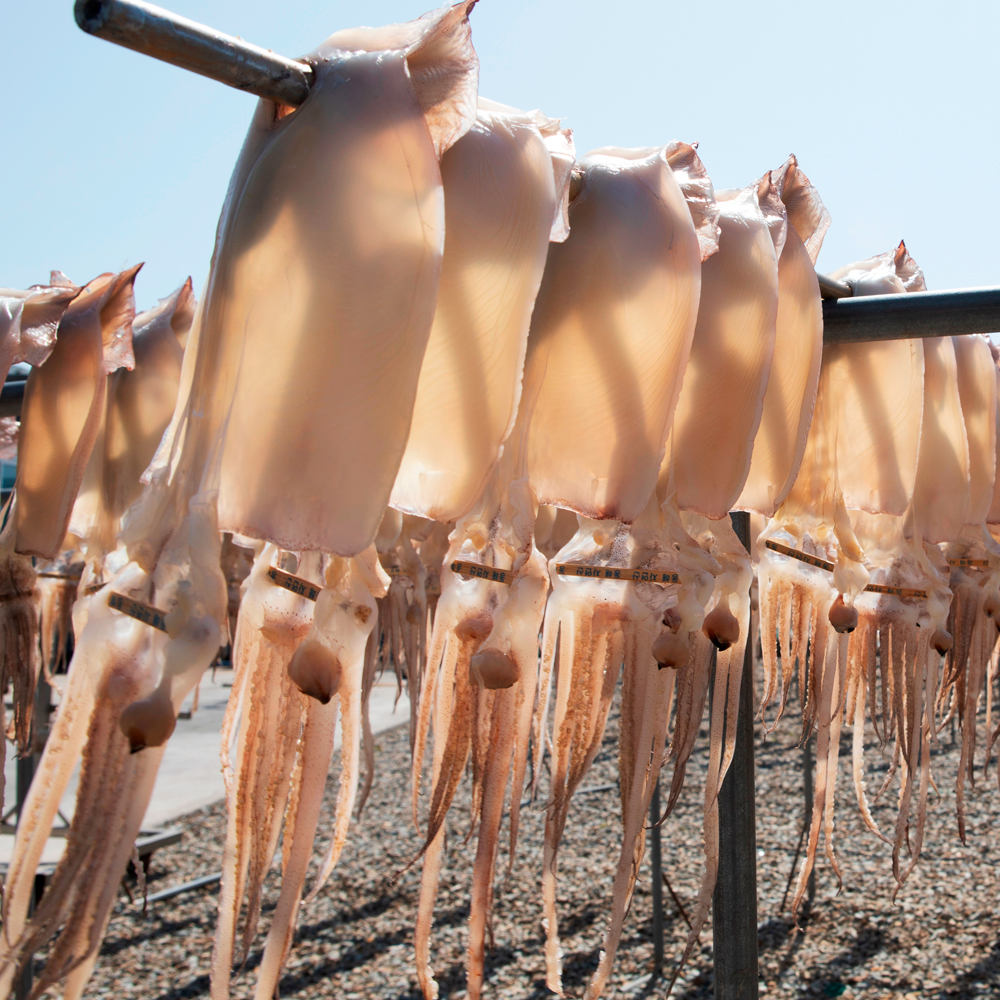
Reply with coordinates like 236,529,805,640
288,639,342,704
470,649,519,689
828,595,858,634
119,690,176,753
661,607,682,633
930,628,953,654
702,605,739,651
652,630,690,670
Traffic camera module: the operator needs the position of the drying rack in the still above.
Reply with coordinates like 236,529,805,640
11,2,996,998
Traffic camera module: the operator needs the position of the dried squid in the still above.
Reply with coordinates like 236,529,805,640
210,3,478,556
406,98,572,1000
69,278,195,571
203,6,481,998
943,334,1000,841
758,243,928,914
0,268,138,835
519,141,719,996
0,265,226,994
3,0,480,981
649,167,784,989
737,156,828,516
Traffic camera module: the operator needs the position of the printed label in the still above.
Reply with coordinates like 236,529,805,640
267,567,321,602
947,557,990,569
764,539,835,572
765,541,927,599
449,560,513,585
108,592,168,632
555,562,680,584
84,582,106,595
863,583,928,599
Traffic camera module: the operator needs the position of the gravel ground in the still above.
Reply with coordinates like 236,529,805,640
35,693,1000,1000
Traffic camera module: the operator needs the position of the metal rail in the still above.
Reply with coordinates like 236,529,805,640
73,0,313,107
823,285,1000,344
713,511,759,999
817,272,853,300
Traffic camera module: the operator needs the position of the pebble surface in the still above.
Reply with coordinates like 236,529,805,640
39,697,1000,1000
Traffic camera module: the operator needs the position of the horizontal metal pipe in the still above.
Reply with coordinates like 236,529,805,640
140,871,221,906
74,0,313,107
823,286,1000,344
817,272,853,300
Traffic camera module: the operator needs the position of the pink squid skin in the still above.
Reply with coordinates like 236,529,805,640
210,546,315,1000
14,265,140,561
0,267,141,861
758,243,935,918
209,2,479,557
665,183,779,519
526,142,719,997
245,548,383,1000
0,564,157,1000
523,144,705,524
411,457,547,1000
390,98,569,525
737,156,828,517
0,279,78,383
71,278,195,567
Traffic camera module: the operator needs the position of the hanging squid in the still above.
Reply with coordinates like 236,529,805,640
517,140,719,997
203,6,481,999
943,334,1000,841
405,96,572,1000
758,242,930,916
649,160,792,993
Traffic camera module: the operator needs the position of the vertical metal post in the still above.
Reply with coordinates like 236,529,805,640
14,672,52,1000
802,735,815,911
713,511,759,999
14,740,36,1000
649,777,663,977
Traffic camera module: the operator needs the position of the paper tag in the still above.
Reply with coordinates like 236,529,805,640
84,581,106,595
109,592,168,632
864,583,928,600
450,560,513,585
267,567,321,602
765,539,835,572
37,571,81,582
947,557,990,569
556,562,680,585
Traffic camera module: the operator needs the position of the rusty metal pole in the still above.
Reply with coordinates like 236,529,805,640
712,511,759,999
649,777,664,977
73,0,312,106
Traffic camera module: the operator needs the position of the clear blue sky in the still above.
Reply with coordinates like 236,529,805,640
3,1,998,312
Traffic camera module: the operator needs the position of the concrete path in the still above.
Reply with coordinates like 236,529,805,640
1,668,410,863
